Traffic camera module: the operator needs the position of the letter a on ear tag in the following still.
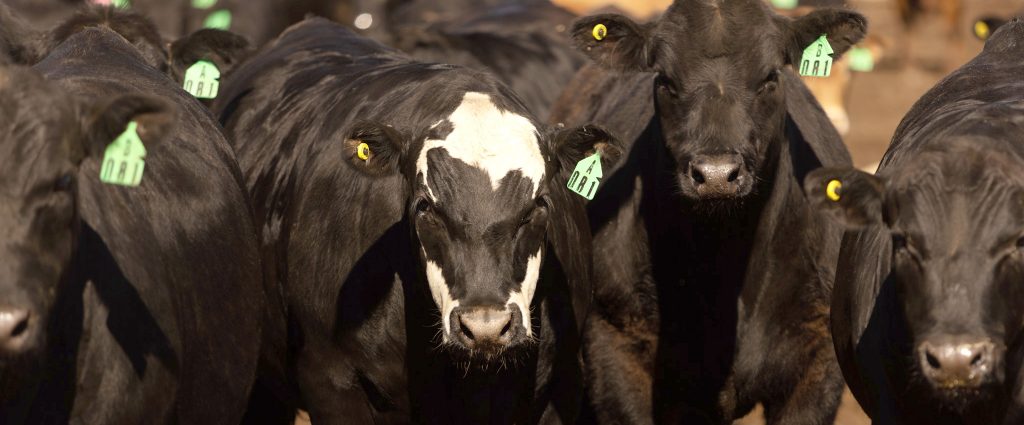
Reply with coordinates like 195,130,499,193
100,121,147,187
800,35,834,78
183,60,220,99
567,153,602,200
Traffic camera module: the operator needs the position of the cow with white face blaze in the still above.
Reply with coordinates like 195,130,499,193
214,18,619,424
805,18,1024,425
550,0,865,423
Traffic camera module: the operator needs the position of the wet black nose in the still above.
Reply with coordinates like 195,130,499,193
451,306,515,349
918,338,998,389
0,308,32,355
689,154,746,197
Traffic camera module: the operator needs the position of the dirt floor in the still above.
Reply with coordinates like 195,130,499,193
295,1,1022,424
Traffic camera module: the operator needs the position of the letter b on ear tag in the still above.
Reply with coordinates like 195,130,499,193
184,60,220,99
567,153,602,200
800,35,834,78
100,121,147,187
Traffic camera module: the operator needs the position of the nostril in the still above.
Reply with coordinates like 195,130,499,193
10,316,28,338
460,319,475,341
971,353,984,367
926,351,941,369
727,168,740,182
499,318,512,337
691,167,705,184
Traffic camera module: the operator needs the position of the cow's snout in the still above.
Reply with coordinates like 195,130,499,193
918,338,999,389
0,307,32,355
451,306,517,350
688,154,749,198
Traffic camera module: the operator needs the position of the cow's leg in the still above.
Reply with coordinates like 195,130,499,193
295,348,375,425
760,324,844,425
583,317,655,425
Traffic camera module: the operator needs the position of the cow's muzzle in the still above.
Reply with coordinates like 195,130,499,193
684,154,752,199
449,306,523,354
0,307,33,357
918,337,1002,391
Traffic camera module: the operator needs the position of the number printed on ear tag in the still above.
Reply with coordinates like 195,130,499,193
567,152,603,200
100,121,147,187
183,60,221,99
800,34,834,78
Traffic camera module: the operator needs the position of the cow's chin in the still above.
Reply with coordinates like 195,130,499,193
924,384,1001,416
441,327,535,371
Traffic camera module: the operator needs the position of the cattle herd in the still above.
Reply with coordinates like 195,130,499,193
0,0,1021,424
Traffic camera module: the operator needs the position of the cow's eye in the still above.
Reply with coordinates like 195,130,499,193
892,233,908,251
54,173,74,192
415,199,431,215
656,76,678,97
1016,236,1024,249
759,70,779,94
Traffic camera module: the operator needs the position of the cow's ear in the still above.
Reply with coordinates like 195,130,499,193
344,121,405,176
570,14,653,71
82,94,177,160
549,124,622,175
804,167,885,228
169,29,252,82
785,8,867,64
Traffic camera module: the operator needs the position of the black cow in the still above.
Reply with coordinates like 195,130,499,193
549,0,865,423
804,18,1024,425
213,17,620,425
0,27,264,424
390,1,585,119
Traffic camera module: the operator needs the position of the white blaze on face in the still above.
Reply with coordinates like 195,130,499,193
425,258,460,342
415,92,546,199
506,250,543,337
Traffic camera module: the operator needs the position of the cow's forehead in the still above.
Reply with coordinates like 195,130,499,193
415,92,545,201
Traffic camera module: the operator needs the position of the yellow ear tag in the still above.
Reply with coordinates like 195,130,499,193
357,142,371,161
975,21,990,40
592,24,607,41
826,179,842,202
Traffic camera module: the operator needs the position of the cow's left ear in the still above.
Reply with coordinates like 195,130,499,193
549,124,623,175
784,8,867,64
344,121,406,177
81,94,177,161
804,167,885,228
169,29,253,82
570,14,654,71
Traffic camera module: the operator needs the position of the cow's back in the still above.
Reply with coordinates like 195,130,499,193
33,28,263,424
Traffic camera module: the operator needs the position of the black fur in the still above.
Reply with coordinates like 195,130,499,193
0,27,263,424
808,17,1024,425
551,0,863,423
214,17,619,424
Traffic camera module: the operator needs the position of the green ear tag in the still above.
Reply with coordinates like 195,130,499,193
191,0,217,9
183,60,221,99
770,0,798,10
848,46,874,72
112,0,130,8
567,153,603,200
203,9,232,30
799,34,834,78
100,121,147,187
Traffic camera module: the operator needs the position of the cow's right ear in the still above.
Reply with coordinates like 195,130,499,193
570,14,653,71
804,167,886,228
344,121,405,176
81,94,177,161
169,29,252,82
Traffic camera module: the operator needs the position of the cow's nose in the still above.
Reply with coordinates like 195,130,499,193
0,308,32,355
689,154,746,197
918,339,997,389
453,307,514,348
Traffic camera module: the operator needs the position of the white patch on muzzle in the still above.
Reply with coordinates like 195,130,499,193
415,92,545,199
425,259,459,342
506,250,543,337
